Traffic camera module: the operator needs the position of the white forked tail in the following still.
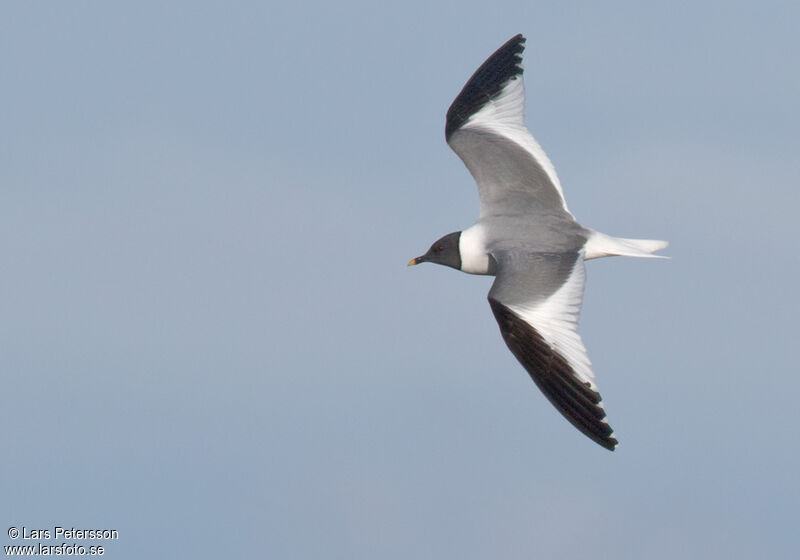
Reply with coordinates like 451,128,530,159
584,231,669,260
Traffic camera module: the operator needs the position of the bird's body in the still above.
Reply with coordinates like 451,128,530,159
409,34,667,451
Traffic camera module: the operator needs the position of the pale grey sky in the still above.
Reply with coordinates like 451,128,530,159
2,1,799,558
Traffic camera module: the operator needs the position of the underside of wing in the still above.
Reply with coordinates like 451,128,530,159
445,34,571,218
488,251,617,451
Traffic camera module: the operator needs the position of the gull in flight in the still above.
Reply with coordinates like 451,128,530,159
408,34,667,450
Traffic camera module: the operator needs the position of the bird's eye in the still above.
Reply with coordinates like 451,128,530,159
436,245,445,252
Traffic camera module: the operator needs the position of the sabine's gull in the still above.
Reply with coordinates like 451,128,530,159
408,34,668,451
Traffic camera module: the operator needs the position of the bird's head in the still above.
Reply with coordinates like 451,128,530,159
408,231,462,271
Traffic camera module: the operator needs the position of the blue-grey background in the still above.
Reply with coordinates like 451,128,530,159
2,1,798,558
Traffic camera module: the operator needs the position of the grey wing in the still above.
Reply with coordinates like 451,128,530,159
488,250,618,451
445,34,573,219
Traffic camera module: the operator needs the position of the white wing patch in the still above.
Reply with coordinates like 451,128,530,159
505,252,596,390
457,75,570,215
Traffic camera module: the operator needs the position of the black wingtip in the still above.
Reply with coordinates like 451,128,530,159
445,34,526,140
488,297,619,452
600,433,619,452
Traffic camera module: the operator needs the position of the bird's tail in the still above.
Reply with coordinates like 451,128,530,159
584,231,669,260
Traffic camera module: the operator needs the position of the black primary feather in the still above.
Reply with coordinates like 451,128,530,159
445,34,526,141
488,297,618,451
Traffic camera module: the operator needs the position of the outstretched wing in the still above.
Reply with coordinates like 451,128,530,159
445,34,573,220
488,250,617,450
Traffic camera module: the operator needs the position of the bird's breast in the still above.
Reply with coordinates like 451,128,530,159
459,224,493,275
